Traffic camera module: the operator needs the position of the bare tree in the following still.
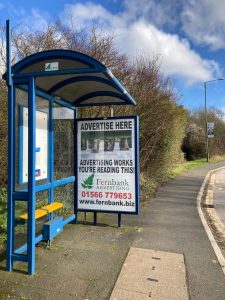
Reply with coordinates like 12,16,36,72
0,20,187,191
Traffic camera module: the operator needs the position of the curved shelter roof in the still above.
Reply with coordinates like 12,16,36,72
4,49,136,107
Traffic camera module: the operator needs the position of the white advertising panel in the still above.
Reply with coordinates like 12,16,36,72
21,107,48,183
76,117,139,214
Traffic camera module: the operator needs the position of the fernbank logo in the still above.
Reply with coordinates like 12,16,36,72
96,178,129,191
81,174,95,189
45,62,58,71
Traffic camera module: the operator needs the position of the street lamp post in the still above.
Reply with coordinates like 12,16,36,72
204,78,224,162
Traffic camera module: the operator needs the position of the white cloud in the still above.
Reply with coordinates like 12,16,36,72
116,21,220,84
60,2,222,85
21,9,50,31
181,0,225,50
6,5,50,32
122,0,225,50
62,3,117,30
123,0,181,28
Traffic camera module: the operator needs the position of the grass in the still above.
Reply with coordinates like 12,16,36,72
0,187,7,245
171,155,225,177
171,159,207,177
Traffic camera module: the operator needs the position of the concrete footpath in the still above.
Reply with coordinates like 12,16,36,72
1,162,225,299
122,161,225,299
213,168,225,228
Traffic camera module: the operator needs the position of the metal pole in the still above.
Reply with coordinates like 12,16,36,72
6,19,14,271
28,76,36,275
204,78,224,162
49,95,54,221
118,213,122,227
6,20,12,86
204,82,209,162
110,106,114,117
93,212,97,225
74,107,78,224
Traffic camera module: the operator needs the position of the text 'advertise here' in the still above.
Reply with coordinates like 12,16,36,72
76,117,139,214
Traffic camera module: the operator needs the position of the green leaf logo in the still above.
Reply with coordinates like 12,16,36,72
81,174,95,189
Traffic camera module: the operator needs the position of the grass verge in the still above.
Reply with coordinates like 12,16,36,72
171,155,225,177
171,159,207,177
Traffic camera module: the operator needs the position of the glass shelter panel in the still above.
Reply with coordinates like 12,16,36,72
15,88,50,191
14,200,28,251
54,182,74,219
35,190,49,237
54,105,74,180
35,95,49,186
15,87,28,191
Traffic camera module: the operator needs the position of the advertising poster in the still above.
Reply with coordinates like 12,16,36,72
21,107,48,183
207,122,214,138
76,117,139,214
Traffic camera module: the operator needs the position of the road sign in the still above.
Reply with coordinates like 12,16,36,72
207,122,214,138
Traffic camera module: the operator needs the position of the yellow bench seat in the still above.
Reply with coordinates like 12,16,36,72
19,202,63,220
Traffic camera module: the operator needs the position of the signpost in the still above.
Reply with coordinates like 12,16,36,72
207,122,214,138
76,116,139,224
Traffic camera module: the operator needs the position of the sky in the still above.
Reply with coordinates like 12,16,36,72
0,0,225,112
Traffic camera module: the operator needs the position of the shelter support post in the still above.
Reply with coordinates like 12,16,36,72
94,212,97,225
27,76,36,275
118,214,122,227
6,19,14,272
6,84,14,271
73,107,78,224
49,95,54,221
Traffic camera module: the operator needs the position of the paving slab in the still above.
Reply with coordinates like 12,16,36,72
110,247,188,300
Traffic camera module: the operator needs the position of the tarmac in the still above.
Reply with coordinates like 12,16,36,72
1,161,225,299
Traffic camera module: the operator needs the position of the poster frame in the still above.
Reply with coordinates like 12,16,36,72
74,115,139,215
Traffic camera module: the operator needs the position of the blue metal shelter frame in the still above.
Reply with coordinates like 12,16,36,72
3,20,137,275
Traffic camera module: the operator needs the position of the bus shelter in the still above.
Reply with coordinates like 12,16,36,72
3,21,136,274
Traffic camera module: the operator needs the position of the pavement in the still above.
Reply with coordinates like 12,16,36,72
110,247,189,300
122,161,225,299
213,168,225,227
1,161,225,299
